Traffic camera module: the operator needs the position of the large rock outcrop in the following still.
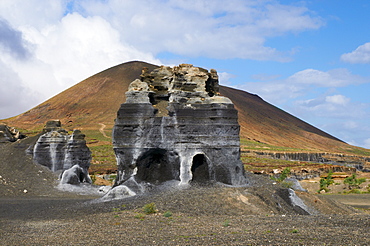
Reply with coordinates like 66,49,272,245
33,121,91,182
0,124,25,142
112,64,245,187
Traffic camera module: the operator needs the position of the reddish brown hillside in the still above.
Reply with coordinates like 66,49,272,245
3,61,157,131
1,61,359,153
219,86,347,151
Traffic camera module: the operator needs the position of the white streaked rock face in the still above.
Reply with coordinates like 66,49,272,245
33,120,91,179
113,64,246,192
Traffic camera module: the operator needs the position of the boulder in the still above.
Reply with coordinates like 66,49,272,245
60,165,92,185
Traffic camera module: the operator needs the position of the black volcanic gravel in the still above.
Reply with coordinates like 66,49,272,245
1,140,370,245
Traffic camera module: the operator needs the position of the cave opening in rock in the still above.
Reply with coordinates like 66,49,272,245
191,154,210,183
135,149,179,184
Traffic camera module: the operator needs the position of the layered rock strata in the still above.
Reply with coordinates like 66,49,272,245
246,150,370,172
113,64,245,187
33,120,91,181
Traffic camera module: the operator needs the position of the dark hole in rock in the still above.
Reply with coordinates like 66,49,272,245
191,154,210,183
135,149,178,184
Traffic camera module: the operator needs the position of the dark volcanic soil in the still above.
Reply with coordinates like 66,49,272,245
1,140,370,245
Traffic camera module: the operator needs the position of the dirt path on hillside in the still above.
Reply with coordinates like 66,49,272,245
98,123,111,139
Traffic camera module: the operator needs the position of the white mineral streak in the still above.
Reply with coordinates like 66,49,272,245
49,141,58,172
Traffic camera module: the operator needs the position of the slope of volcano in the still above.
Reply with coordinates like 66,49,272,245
1,61,368,166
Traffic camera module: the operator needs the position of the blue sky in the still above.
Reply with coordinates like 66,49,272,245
0,0,370,148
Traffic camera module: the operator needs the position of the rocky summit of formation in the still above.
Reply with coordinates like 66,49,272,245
112,64,246,189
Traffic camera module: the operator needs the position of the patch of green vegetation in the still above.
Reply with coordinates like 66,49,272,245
271,167,291,182
291,229,299,233
340,147,370,157
84,129,112,142
241,155,323,173
344,174,366,190
134,213,146,220
318,172,334,193
90,174,97,184
222,219,230,227
163,211,172,218
17,127,43,137
343,189,370,194
89,144,116,171
240,138,310,152
81,129,117,173
142,203,157,214
108,174,117,182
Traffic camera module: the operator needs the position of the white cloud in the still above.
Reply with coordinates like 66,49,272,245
0,0,327,118
77,0,323,61
325,94,350,106
18,13,160,94
364,138,370,149
237,68,370,136
218,72,236,86
287,68,366,87
0,10,160,118
294,94,364,119
0,18,32,59
341,42,370,64
0,60,40,118
0,0,66,28
240,68,368,106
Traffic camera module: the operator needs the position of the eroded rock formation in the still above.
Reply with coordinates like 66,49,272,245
113,64,245,188
0,124,26,142
33,120,91,184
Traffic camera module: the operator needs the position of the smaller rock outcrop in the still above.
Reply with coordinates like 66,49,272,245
0,124,26,142
63,130,91,171
33,120,91,184
60,165,91,185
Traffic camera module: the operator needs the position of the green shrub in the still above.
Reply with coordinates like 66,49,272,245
271,167,291,182
135,213,145,220
317,171,334,193
344,174,366,189
222,219,230,227
348,189,361,194
163,211,172,218
142,203,157,214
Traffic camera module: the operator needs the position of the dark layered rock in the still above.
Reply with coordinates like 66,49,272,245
63,130,91,171
0,124,26,142
113,64,246,187
247,150,370,172
33,120,91,178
